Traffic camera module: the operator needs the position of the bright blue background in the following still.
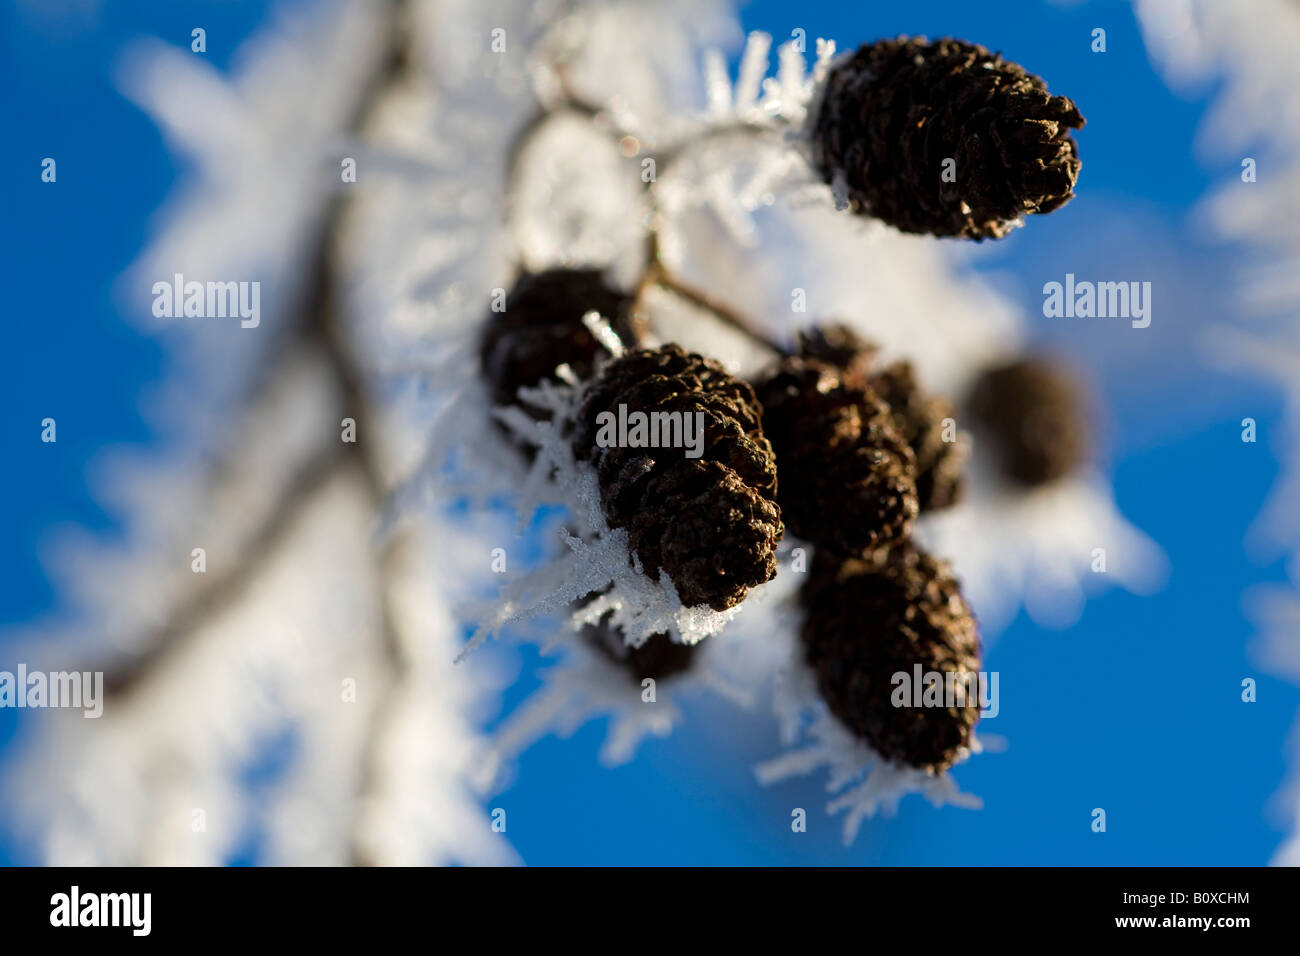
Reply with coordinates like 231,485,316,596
2,0,1295,864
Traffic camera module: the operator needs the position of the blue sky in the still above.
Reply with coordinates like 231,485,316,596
1,0,1296,865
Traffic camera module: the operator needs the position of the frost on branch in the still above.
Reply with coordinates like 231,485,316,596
3,0,516,867
117,0,387,439
1134,0,1300,867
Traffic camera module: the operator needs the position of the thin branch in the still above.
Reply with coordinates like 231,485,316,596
503,56,794,361
307,200,413,868
637,230,790,359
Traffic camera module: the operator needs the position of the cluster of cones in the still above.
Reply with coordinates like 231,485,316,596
480,264,1087,772
472,36,1089,773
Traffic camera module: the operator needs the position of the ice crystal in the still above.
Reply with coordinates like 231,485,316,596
476,622,761,788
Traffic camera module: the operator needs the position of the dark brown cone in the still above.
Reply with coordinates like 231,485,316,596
793,325,964,513
869,361,965,511
479,268,646,411
754,356,918,556
967,357,1087,486
794,324,877,388
573,345,783,612
581,611,697,684
811,36,1085,240
801,544,982,773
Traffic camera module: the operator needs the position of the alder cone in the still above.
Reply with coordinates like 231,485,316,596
869,361,964,511
812,36,1085,240
754,356,917,556
801,545,982,773
792,325,964,513
574,345,783,612
479,268,645,410
967,357,1086,485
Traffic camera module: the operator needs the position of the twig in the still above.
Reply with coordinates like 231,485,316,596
637,231,790,359
309,203,412,868
505,57,794,361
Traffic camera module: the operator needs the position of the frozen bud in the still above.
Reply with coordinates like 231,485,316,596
801,544,982,773
967,357,1087,486
811,36,1085,240
869,361,965,512
574,345,783,611
479,268,646,411
754,356,918,556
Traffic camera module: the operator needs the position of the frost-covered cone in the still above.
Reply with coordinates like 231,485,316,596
757,577,985,844
967,356,1088,486
811,36,1084,239
573,344,783,611
479,268,646,412
754,355,918,556
801,544,982,773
